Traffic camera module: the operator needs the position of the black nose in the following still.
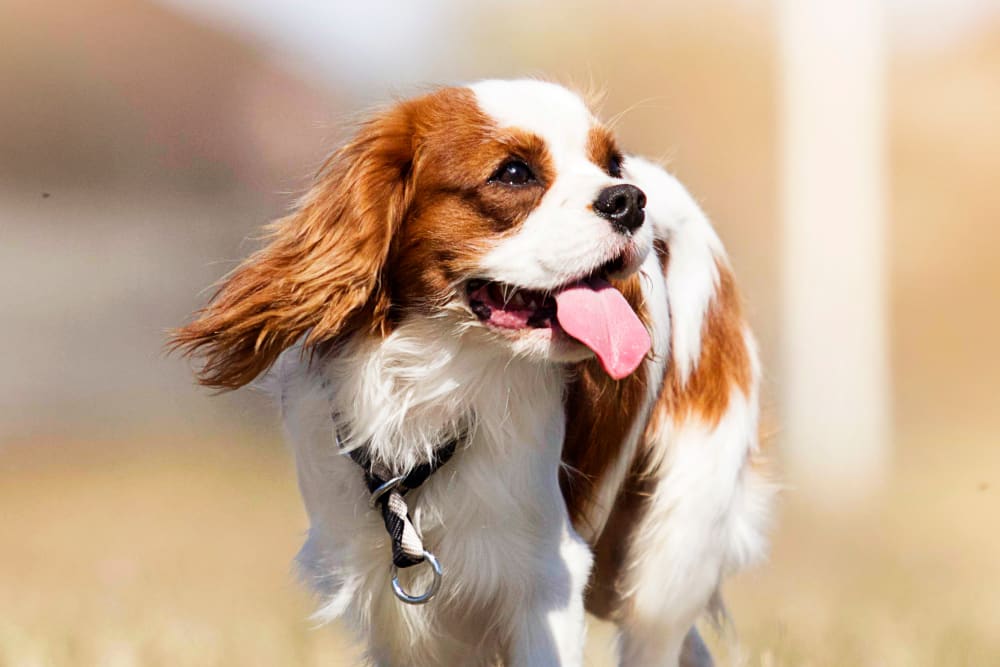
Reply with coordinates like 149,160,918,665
593,184,646,233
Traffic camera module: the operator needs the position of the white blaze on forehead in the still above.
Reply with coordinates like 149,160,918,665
468,79,649,293
469,79,596,170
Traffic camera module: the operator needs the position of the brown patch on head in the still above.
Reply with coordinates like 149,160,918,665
387,90,555,318
586,124,624,178
170,86,562,387
560,274,650,528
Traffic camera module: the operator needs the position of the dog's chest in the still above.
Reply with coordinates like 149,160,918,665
337,359,574,656
414,365,571,577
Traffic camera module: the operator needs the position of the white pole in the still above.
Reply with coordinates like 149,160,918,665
778,0,890,501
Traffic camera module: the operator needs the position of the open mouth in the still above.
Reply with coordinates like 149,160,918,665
466,281,559,329
465,252,651,380
465,254,627,331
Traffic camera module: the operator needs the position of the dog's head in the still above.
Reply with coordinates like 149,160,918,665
172,80,653,388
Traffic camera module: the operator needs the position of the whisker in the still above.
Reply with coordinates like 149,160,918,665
605,96,669,130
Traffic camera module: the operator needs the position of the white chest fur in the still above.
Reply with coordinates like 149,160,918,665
273,321,593,666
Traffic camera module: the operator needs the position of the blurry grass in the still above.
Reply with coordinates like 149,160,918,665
711,426,1000,667
0,437,358,667
1,432,998,666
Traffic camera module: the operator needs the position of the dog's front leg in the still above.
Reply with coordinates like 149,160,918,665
505,527,593,667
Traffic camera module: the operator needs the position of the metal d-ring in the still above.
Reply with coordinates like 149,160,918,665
391,550,443,605
368,475,406,509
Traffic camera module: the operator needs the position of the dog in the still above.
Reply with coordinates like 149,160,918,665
172,79,771,667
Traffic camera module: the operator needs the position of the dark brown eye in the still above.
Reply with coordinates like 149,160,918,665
490,159,536,186
607,152,624,178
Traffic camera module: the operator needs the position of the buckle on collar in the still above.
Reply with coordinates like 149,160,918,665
334,415,465,606
391,549,443,604
368,475,406,509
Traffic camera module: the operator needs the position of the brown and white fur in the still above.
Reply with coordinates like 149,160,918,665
173,79,771,667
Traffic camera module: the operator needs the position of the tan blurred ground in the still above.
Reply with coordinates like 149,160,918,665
2,0,999,665
3,432,998,666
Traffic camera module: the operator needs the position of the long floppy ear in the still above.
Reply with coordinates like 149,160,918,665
578,159,772,659
170,102,417,390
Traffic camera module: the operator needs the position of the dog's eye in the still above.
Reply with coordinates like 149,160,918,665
490,159,537,186
607,152,624,178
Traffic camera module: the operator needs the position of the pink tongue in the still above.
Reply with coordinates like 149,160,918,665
554,278,651,380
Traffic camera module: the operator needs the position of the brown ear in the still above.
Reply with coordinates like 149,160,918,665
169,103,417,389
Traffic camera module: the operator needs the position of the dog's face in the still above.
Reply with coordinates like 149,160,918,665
173,80,653,388
394,80,653,366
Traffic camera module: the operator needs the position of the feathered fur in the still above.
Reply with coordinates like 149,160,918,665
172,80,772,667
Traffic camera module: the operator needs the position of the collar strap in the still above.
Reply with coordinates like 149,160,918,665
345,434,460,569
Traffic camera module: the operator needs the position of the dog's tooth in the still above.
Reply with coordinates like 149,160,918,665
470,300,492,320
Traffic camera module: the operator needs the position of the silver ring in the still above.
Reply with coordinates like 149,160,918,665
391,550,443,605
368,475,406,509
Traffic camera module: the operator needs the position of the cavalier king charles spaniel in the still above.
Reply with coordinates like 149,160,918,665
173,79,771,667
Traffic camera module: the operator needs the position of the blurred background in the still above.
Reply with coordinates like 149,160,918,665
2,0,998,664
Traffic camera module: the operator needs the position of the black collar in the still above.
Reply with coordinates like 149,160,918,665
335,416,464,571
